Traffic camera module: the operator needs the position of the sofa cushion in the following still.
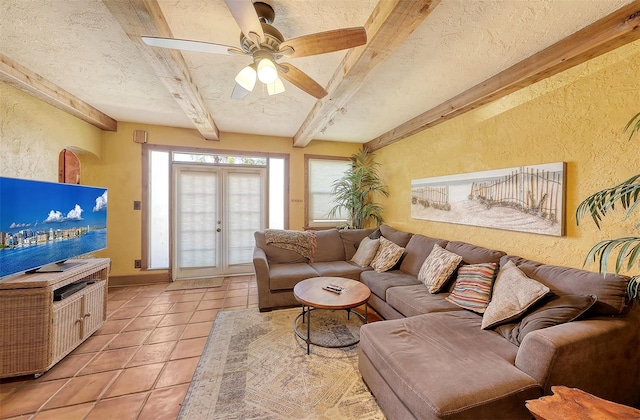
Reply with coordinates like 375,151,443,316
255,231,308,264
379,224,412,247
361,270,421,301
399,234,449,276
494,293,597,346
268,263,319,291
445,241,506,265
482,261,550,329
387,285,464,317
339,228,376,260
313,229,346,262
309,261,365,280
359,312,540,419
371,237,405,273
418,244,463,293
446,262,497,314
502,255,631,316
350,237,379,267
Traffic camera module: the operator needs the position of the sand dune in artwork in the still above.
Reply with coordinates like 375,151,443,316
411,199,561,236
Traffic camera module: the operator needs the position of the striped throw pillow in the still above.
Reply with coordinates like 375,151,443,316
446,263,497,313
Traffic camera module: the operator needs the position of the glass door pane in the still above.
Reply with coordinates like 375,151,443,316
173,165,222,280
225,168,266,273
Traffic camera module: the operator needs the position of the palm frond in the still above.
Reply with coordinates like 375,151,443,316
575,174,640,228
628,275,640,301
584,236,640,277
328,147,389,229
623,111,640,141
578,113,640,302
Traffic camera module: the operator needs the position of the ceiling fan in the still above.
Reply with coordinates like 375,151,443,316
142,0,367,99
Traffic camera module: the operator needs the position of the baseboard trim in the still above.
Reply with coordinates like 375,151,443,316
109,272,170,287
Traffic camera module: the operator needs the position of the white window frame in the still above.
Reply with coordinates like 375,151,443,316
305,155,351,229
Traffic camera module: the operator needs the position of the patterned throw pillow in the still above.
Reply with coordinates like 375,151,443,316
481,260,550,330
370,237,405,273
418,244,463,293
351,237,380,267
446,263,497,313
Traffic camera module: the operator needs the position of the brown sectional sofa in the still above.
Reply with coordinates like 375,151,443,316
253,225,640,419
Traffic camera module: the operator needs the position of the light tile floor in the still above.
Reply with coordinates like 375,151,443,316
0,275,258,419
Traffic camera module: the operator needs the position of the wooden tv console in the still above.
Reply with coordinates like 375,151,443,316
0,258,110,378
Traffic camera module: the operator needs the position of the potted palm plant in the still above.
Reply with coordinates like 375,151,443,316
576,112,640,301
329,147,389,229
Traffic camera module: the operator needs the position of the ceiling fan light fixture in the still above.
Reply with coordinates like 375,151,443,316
267,77,285,96
235,65,257,91
257,58,278,84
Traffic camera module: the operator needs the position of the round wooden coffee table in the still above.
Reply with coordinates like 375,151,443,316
293,277,371,354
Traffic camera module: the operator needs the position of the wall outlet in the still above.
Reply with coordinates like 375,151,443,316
133,201,141,210
134,260,142,269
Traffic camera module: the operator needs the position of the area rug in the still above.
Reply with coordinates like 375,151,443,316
166,278,223,290
179,308,384,419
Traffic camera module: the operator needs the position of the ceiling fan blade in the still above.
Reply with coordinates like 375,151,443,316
225,0,265,42
279,63,328,99
278,27,366,58
142,36,240,55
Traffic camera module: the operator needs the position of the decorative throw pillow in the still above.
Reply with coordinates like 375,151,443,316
445,263,497,313
350,237,380,267
370,237,405,273
481,260,550,330
418,244,463,293
494,293,597,346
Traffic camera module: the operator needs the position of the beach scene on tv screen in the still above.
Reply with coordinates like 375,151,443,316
0,178,108,278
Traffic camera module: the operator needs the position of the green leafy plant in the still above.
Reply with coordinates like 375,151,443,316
576,112,640,301
329,147,389,229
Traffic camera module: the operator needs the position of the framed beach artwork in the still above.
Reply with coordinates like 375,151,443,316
411,162,566,236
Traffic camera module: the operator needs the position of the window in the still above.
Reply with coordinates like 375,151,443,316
305,156,350,228
147,150,170,269
269,157,286,230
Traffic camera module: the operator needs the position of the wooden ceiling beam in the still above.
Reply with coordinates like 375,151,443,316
103,0,219,141
292,0,441,148
0,53,117,131
366,1,640,151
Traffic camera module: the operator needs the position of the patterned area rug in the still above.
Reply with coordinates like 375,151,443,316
165,278,223,290
179,308,384,419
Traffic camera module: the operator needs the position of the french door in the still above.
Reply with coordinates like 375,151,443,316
172,164,266,280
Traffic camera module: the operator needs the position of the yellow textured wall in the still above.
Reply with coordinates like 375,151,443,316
375,40,640,274
95,123,360,277
0,83,102,181
0,83,359,278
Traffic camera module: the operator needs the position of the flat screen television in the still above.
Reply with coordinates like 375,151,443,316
0,177,108,279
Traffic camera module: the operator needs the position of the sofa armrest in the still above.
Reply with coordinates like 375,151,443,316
515,312,640,404
253,247,270,308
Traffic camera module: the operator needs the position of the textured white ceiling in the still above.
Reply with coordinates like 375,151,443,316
0,0,634,143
